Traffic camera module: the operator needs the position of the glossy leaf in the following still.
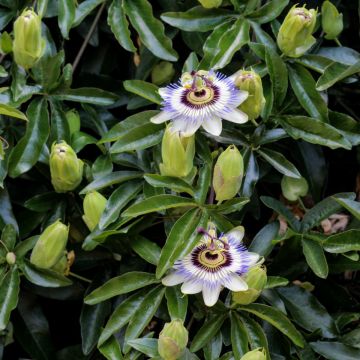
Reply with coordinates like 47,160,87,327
165,286,188,322
249,221,279,257
0,104,27,121
323,230,360,253
130,235,161,266
53,88,118,105
230,312,248,358
144,174,194,196
123,80,162,105
247,0,289,24
58,0,75,39
310,341,360,360
302,237,329,278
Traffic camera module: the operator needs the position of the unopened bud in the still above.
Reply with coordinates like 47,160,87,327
82,191,107,231
158,320,188,360
65,109,80,135
240,348,266,360
6,252,16,265
160,126,195,178
151,61,175,86
198,0,222,8
322,1,343,40
277,5,317,58
12,9,45,69
235,70,265,120
50,141,83,193
213,145,243,201
30,220,69,269
233,266,267,305
281,175,309,202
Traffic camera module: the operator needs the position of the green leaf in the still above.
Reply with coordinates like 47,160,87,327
0,187,18,233
288,64,328,122
80,171,142,194
37,0,49,17
156,208,205,278
249,221,279,257
49,99,71,144
127,338,159,357
123,0,178,61
316,60,360,91
203,331,222,360
265,276,289,289
98,290,146,346
258,148,301,178
238,303,305,347
265,45,288,108
144,174,194,196
53,88,118,105
329,111,360,146
161,6,233,32
302,237,329,279
99,180,142,229
84,272,159,305
123,195,198,218
214,197,250,215
165,286,188,322
323,230,360,253
310,341,360,360
230,312,248,358
0,267,20,331
0,104,27,121
277,286,337,338
99,336,124,360
333,198,360,221
210,18,250,70
183,52,199,73
108,0,136,52
250,21,277,51
277,116,352,150
123,80,162,105
247,0,289,24
123,286,165,353
130,235,161,266
190,314,227,352
72,0,105,28
8,98,49,178
194,163,212,204
1,224,16,252
301,192,355,232
58,0,75,39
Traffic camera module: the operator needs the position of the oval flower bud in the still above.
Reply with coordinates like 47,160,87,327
213,145,243,202
30,220,69,269
82,191,107,231
235,70,266,120
198,0,222,8
151,61,175,86
50,141,83,193
322,1,343,40
277,5,317,58
65,109,81,135
158,320,188,360
232,266,267,305
12,9,45,69
281,175,309,202
160,126,195,178
6,252,16,265
240,348,266,360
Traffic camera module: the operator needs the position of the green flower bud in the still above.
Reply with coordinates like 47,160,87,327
281,175,309,202
240,348,266,360
82,191,107,231
6,252,16,265
30,220,69,269
50,141,83,193
233,266,267,305
277,5,317,58
198,0,222,8
160,126,195,178
12,9,45,69
322,1,343,40
51,250,74,275
213,145,243,201
151,61,175,86
0,32,12,54
158,320,188,360
235,70,266,120
65,109,81,135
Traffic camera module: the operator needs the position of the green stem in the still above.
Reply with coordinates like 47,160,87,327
298,197,308,212
69,271,92,283
334,37,342,47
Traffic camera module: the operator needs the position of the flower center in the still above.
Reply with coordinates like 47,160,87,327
187,87,215,105
198,248,228,269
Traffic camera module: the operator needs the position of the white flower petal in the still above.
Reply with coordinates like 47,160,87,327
202,285,222,307
247,252,261,266
221,108,248,124
151,111,172,124
162,272,186,286
202,116,222,136
225,273,248,292
158,87,169,98
181,281,203,294
233,90,249,107
172,118,202,137
226,226,245,243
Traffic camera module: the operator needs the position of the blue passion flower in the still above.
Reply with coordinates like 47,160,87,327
150,70,249,137
162,223,260,307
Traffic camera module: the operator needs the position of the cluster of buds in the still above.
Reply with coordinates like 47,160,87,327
82,191,107,231
322,1,343,40
158,319,188,360
241,348,267,360
213,145,243,202
50,141,83,193
281,175,309,202
160,126,195,178
277,5,317,58
232,265,267,305
235,70,266,121
30,220,69,269
12,9,45,69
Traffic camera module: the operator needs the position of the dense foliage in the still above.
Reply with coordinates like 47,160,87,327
1,0,360,359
